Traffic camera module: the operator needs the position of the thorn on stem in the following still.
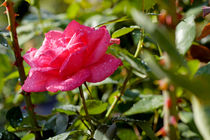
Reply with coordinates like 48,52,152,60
15,13,19,17
157,79,168,90
156,127,166,137
3,10,7,14
1,1,7,7
170,116,177,127
165,98,172,108
159,58,165,66
169,85,175,92
6,25,11,31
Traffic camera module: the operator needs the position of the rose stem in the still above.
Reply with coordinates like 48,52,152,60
163,89,178,140
163,1,178,139
76,111,92,133
84,82,93,99
3,0,41,139
78,86,95,133
105,29,144,119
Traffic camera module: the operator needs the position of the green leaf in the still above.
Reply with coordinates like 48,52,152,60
43,114,69,135
186,6,202,18
80,100,108,115
94,124,117,140
178,123,200,138
131,9,185,67
3,67,30,82
108,46,147,78
122,89,139,102
145,0,157,10
6,106,23,128
53,105,80,115
175,15,196,54
21,133,35,140
47,130,86,140
117,129,137,140
191,96,210,140
124,95,163,115
0,130,20,140
0,34,9,48
141,50,210,103
112,27,134,38
179,111,193,124
195,62,210,76
55,114,69,135
66,2,80,19
47,131,70,140
89,77,118,86
113,117,158,140
95,16,128,27
137,121,159,140
25,0,39,8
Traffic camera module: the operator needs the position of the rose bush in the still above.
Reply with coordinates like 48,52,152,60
22,20,122,92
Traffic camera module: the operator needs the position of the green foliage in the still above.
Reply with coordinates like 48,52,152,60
0,130,20,140
53,104,79,115
0,34,9,48
112,27,135,38
0,0,210,139
124,95,163,115
176,15,196,55
80,100,108,115
94,124,117,140
21,133,35,140
6,107,23,128
132,9,185,67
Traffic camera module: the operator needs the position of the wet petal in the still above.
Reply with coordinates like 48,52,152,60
22,68,56,92
85,26,110,65
64,20,93,38
86,54,122,82
23,48,38,67
59,44,87,77
46,69,90,92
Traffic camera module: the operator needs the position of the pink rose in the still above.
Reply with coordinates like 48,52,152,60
22,20,122,92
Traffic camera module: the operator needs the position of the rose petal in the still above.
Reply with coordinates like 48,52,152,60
46,69,90,92
59,44,87,77
64,20,93,38
45,30,66,48
86,54,122,82
22,70,48,92
85,26,110,65
49,49,69,68
23,48,38,67
45,30,63,40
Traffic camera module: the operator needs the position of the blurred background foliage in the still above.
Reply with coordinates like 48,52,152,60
0,0,210,140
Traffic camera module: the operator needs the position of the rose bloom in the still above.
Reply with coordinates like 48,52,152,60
22,20,122,92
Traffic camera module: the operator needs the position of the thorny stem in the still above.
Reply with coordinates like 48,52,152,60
105,29,144,119
3,0,41,139
163,90,178,140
